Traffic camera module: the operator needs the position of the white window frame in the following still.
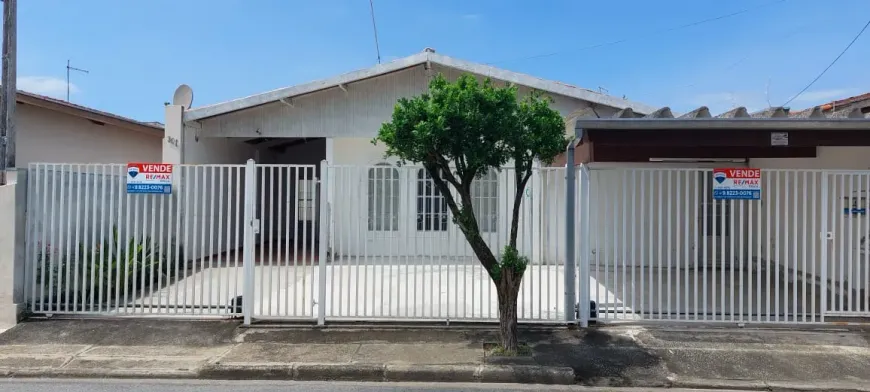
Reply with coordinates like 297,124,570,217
367,164,400,232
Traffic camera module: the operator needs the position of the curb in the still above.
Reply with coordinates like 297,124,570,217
0,367,198,379
199,362,576,385
672,377,870,392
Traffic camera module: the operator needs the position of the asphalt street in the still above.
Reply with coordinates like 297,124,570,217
0,379,740,392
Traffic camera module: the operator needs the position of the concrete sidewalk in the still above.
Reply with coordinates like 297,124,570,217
0,319,869,391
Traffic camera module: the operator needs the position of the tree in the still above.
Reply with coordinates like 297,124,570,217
375,74,567,352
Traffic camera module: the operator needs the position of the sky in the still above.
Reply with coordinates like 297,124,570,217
10,0,870,123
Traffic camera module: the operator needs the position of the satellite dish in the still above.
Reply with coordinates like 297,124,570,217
172,84,194,108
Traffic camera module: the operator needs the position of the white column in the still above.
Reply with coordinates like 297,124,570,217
0,181,21,330
163,105,184,164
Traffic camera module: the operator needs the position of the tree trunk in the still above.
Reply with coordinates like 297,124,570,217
497,267,523,352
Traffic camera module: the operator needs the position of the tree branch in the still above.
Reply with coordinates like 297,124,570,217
508,161,534,249
424,163,497,272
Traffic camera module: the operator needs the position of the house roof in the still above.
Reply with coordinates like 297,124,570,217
183,49,658,122
571,105,870,131
14,91,163,136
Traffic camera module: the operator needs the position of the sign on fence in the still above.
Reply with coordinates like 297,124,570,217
127,162,173,194
713,168,761,200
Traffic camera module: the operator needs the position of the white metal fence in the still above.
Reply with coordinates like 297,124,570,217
25,163,247,316
318,165,565,322
23,161,869,325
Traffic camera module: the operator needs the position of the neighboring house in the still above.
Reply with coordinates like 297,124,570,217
790,92,870,118
9,91,163,178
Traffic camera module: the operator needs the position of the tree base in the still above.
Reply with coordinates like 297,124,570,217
483,342,533,357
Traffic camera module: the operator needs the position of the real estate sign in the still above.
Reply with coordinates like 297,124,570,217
712,168,761,200
127,163,173,194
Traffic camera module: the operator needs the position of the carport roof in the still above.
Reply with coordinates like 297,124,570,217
572,105,870,131
183,49,658,122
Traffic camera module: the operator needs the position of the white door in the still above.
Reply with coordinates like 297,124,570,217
363,164,405,257
409,168,502,259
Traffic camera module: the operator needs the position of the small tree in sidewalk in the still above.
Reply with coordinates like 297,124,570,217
374,74,566,352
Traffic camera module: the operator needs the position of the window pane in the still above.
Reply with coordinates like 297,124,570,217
416,169,448,231
472,171,498,232
368,165,399,231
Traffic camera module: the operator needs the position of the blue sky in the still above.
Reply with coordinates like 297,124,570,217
12,0,870,122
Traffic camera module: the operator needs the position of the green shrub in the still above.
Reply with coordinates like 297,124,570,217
34,226,183,308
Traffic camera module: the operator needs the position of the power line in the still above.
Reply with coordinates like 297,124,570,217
368,0,382,64
487,0,788,66
781,17,870,107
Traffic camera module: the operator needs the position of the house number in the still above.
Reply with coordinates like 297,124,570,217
166,136,179,147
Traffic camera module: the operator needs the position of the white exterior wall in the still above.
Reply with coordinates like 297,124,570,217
185,64,618,265
180,131,258,261
197,64,593,139
17,104,162,167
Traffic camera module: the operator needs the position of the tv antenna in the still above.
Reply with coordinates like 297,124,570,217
66,59,88,101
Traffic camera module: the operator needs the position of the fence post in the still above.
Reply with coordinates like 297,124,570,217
578,165,591,328
242,159,256,325
317,160,329,326
820,171,828,323
564,141,577,324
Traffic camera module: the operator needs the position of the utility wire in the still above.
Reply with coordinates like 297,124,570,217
369,0,382,64
487,0,788,65
781,17,870,107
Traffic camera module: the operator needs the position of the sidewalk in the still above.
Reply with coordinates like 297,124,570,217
0,318,869,391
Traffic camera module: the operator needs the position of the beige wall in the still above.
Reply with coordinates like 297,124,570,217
16,104,162,167
0,183,19,330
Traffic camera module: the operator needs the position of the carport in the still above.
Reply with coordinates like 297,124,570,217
566,104,870,323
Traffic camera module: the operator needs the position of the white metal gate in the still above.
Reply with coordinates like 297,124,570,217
581,167,829,324
247,164,321,321
824,171,870,317
25,163,247,316
320,164,565,322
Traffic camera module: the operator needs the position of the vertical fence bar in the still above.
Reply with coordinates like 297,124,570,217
811,171,817,321
318,161,328,325
847,174,855,312
243,160,256,325
865,173,870,314
672,170,679,319
820,172,829,323
838,175,845,312
702,172,708,320
674,171,682,320
692,170,707,321
29,165,40,312
564,155,576,323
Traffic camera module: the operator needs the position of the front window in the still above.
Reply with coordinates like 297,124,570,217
472,171,498,233
368,165,400,231
416,169,449,231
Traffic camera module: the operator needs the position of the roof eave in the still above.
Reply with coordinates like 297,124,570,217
17,92,163,136
574,118,870,131
184,52,431,122
183,52,657,123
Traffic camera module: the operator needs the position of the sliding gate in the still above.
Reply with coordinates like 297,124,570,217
23,161,321,320
581,167,844,324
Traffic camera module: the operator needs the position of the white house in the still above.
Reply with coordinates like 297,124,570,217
13,49,870,326
163,48,656,264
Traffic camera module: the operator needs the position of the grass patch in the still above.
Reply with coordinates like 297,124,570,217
483,342,533,357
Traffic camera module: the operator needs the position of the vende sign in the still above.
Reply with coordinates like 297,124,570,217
712,168,761,200
127,162,173,194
